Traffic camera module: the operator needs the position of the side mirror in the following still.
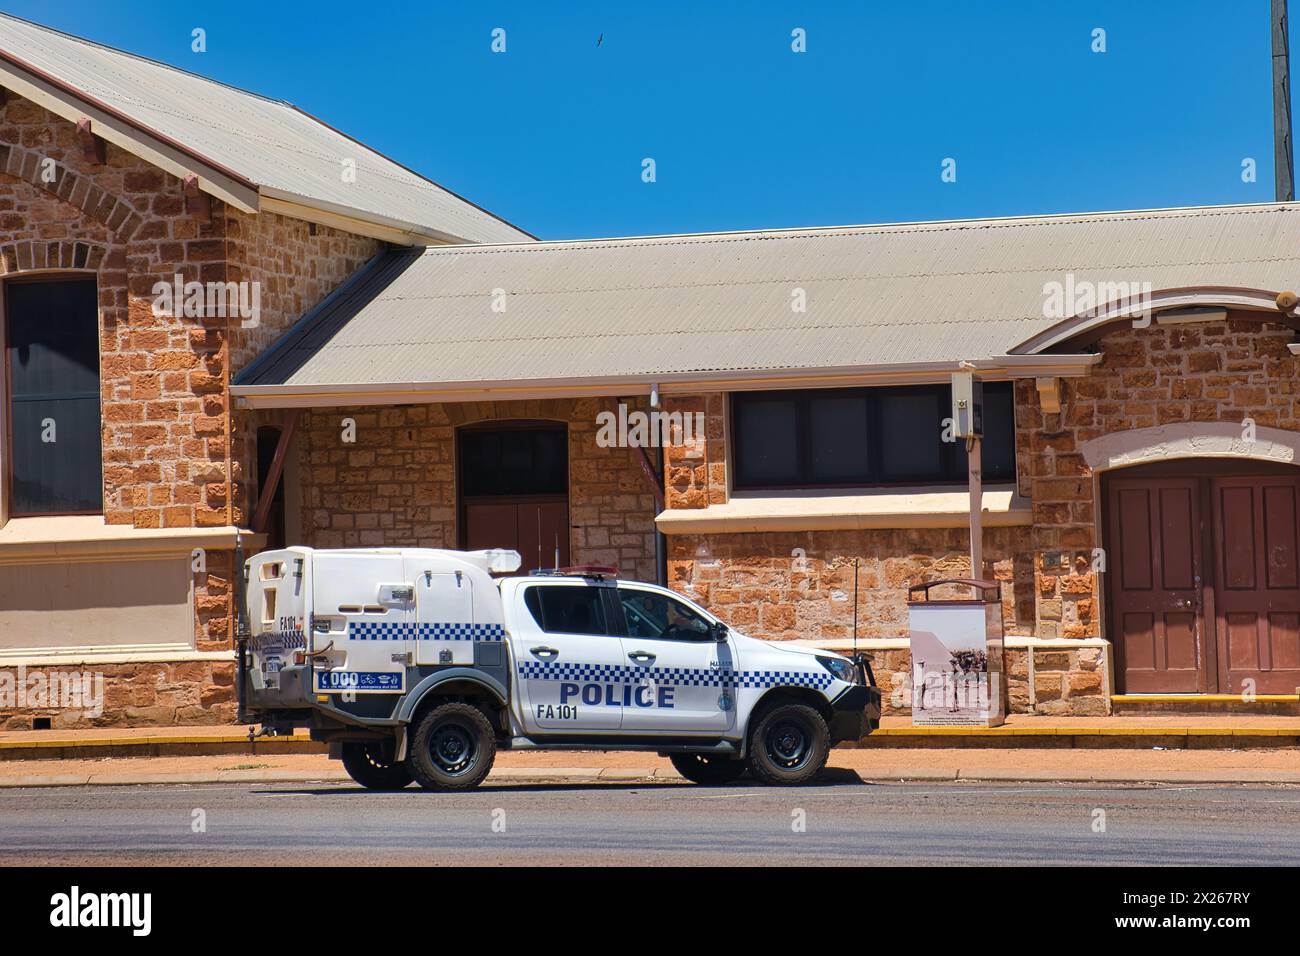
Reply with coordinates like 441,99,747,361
709,621,729,643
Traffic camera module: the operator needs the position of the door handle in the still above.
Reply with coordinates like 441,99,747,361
530,646,559,658
628,650,656,662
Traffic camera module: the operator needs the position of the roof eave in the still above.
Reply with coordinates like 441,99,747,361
258,188,499,247
0,46,261,213
230,354,1103,409
0,42,530,245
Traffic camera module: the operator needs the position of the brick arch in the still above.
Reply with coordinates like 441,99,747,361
0,143,143,240
0,238,107,274
445,400,576,427
1010,286,1291,354
1080,421,1300,473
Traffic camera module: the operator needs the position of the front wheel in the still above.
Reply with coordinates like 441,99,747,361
340,741,413,790
669,753,747,785
746,703,830,786
409,702,497,791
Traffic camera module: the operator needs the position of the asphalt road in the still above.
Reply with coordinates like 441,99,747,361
2,778,1299,865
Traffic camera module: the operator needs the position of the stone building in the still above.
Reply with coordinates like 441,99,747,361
236,209,1300,720
4,14,1300,728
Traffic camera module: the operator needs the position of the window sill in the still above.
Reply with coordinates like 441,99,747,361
0,645,233,666
0,516,264,565
654,484,1031,534
788,637,1109,651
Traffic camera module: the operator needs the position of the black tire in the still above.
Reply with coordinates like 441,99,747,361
340,740,413,790
746,702,830,786
669,753,747,785
408,702,497,791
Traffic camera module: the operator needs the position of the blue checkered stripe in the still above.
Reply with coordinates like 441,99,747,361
517,661,832,691
735,670,833,690
517,662,635,683
415,622,504,642
347,621,504,642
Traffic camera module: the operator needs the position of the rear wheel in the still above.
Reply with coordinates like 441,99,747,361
409,702,497,791
669,753,747,785
746,703,830,786
340,741,412,790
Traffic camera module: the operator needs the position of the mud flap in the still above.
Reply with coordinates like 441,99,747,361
394,725,408,762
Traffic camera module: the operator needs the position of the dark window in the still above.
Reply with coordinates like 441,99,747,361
524,585,609,636
460,426,566,497
614,588,712,641
732,382,1016,489
5,279,101,514
734,396,800,485
973,384,1016,482
256,426,287,551
877,388,946,482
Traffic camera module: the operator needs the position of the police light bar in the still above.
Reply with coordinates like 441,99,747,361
530,565,619,580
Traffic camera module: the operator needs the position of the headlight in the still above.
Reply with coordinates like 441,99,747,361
817,655,857,683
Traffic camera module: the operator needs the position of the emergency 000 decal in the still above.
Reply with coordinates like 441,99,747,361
315,670,404,693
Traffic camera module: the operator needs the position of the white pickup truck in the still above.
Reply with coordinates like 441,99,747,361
240,546,880,790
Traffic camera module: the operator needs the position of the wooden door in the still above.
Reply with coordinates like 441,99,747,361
1210,475,1300,695
1105,477,1205,692
462,496,570,572
457,421,570,572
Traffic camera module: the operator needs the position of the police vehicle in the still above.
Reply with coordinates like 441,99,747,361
239,546,880,790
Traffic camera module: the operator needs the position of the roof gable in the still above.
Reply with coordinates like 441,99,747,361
0,13,531,245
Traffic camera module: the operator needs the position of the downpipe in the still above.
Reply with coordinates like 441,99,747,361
234,531,251,725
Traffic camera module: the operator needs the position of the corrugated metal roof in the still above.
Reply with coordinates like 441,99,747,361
0,14,530,244
237,202,1300,391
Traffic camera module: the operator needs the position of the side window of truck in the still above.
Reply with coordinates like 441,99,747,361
524,585,609,636
617,589,712,641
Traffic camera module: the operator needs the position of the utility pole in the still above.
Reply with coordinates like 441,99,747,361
1275,0,1295,201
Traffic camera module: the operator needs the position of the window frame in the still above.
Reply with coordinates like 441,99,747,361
521,580,618,638
607,584,717,643
2,273,103,518
456,419,569,500
729,382,1016,491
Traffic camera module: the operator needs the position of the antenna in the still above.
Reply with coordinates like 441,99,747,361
1275,0,1295,201
852,558,860,658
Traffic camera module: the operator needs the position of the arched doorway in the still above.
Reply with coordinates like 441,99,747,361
1102,459,1300,695
456,420,569,571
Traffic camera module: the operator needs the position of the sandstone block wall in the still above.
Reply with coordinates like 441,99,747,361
0,94,381,727
293,397,660,582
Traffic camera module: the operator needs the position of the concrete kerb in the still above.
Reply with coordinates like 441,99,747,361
3,767,1300,789
5,725,1300,761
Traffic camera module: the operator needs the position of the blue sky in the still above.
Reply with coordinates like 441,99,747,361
3,0,1286,239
